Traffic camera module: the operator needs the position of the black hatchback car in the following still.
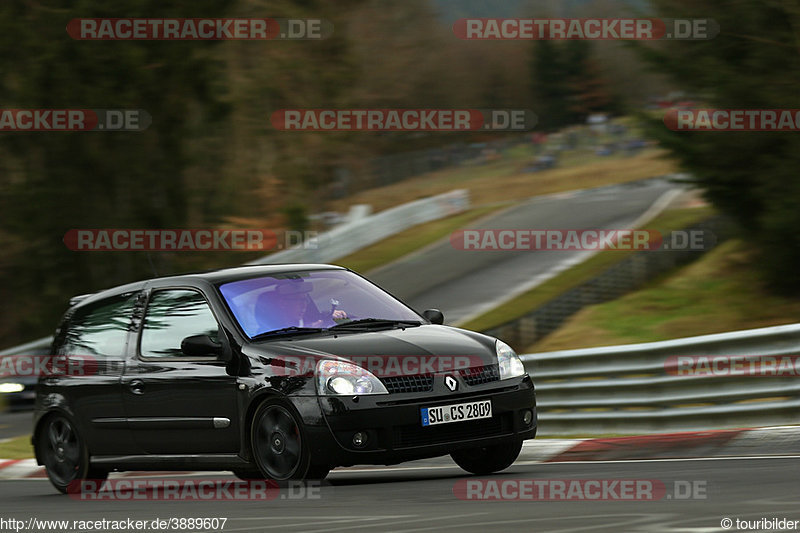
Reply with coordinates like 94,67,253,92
34,264,536,493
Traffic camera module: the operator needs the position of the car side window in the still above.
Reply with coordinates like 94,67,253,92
58,292,138,357
139,289,220,358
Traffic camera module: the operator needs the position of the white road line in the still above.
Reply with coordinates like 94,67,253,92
387,513,664,533
223,514,418,522
298,512,490,533
215,516,416,533
536,454,800,465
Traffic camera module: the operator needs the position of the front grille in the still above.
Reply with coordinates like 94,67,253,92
392,412,512,449
381,374,434,394
459,364,500,386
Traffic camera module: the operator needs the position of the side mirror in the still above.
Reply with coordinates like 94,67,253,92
181,335,223,358
423,309,444,325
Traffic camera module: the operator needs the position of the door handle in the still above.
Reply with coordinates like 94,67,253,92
129,379,145,395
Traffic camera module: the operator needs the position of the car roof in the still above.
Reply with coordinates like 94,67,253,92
163,263,346,284
71,264,346,309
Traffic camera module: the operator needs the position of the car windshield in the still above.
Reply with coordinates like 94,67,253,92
218,270,422,338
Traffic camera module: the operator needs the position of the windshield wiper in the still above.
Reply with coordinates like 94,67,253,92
328,318,422,330
250,326,326,341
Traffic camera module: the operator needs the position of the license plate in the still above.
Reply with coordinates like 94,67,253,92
421,399,492,426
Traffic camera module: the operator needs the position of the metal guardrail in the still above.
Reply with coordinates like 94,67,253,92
0,337,52,357
522,323,800,435
0,337,51,411
4,326,800,436
247,189,470,265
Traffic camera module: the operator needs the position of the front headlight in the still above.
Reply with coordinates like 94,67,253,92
316,360,389,395
496,340,525,379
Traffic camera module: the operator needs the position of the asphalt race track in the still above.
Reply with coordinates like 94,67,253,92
0,411,32,440
369,178,681,325
1,456,798,532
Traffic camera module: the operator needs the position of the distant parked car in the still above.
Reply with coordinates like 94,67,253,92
521,154,557,172
0,376,37,411
34,264,537,493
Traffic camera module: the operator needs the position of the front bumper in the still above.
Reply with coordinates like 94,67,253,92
303,375,536,467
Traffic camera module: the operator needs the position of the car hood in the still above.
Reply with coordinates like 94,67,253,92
244,324,498,374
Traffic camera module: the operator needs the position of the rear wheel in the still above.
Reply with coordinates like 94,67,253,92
38,413,108,494
451,439,523,475
250,401,329,482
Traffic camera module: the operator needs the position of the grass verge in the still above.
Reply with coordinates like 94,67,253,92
335,204,504,274
0,434,33,460
528,239,800,352
330,149,678,213
459,206,715,332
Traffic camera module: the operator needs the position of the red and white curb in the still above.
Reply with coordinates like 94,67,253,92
533,426,800,463
2,426,798,480
0,458,40,480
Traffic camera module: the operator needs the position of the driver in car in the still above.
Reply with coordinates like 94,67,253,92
255,280,347,332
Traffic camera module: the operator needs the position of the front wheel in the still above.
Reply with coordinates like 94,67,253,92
38,413,108,494
451,439,523,475
250,401,329,482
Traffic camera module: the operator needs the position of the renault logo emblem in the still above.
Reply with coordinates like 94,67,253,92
445,375,458,392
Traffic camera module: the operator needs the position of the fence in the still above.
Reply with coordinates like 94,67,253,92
367,137,526,188
0,337,52,357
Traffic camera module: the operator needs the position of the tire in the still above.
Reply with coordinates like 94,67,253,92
451,439,523,475
38,413,108,494
250,400,329,482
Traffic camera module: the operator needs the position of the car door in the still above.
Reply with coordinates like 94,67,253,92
52,291,140,455
121,285,240,454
